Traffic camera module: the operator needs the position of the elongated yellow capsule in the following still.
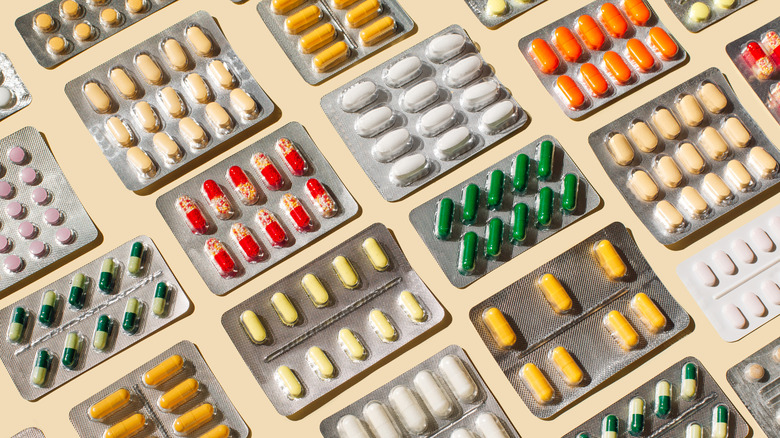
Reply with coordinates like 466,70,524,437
285,5,321,34
521,363,554,404
271,292,299,326
300,23,336,54
302,273,330,307
399,291,426,322
360,16,395,46
593,240,627,280
346,0,381,27
105,413,145,438
144,354,184,387
604,310,639,351
483,307,516,349
158,378,199,411
369,309,397,341
549,346,583,386
339,328,366,360
89,388,131,420
313,41,349,72
362,237,389,271
538,274,572,314
630,293,667,333
307,346,335,379
200,425,230,438
332,256,360,288
272,0,305,14
240,310,267,344
276,365,303,398
173,403,214,435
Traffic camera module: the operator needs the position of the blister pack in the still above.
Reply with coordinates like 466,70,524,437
463,0,548,29
321,25,527,202
257,0,414,85
64,10,275,191
0,54,32,121
319,345,519,438
12,428,45,438
726,17,780,125
409,135,600,289
519,0,687,119
663,0,757,33
0,236,190,400
677,204,780,341
15,0,179,69
564,357,748,438
727,337,780,437
69,340,248,438
588,68,779,246
469,222,690,418
0,127,99,294
156,122,358,295
221,223,445,416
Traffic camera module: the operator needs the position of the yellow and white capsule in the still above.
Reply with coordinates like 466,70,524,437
630,293,667,333
549,346,583,386
338,328,366,361
538,273,573,314
399,291,426,322
369,309,397,342
301,273,330,307
593,240,627,280
332,256,360,289
306,346,335,380
362,237,389,271
271,292,298,326
603,310,639,351
521,363,554,404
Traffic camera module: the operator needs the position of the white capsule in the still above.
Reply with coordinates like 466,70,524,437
419,103,456,136
363,402,401,438
356,106,394,137
732,239,756,263
461,80,500,111
389,153,428,186
401,80,439,112
337,414,371,438
438,354,478,402
476,413,511,438
693,261,716,287
481,100,517,133
341,81,377,112
427,33,466,63
384,56,422,87
388,386,428,433
435,126,472,160
445,55,483,88
414,370,454,419
373,128,411,162
711,250,736,275
451,429,477,438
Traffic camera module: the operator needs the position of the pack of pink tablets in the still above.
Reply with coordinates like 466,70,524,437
0,126,98,294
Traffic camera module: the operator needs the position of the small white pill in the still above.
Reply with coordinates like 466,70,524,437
731,239,756,263
711,250,736,275
435,127,472,160
362,402,401,438
0,87,14,109
761,280,780,305
389,386,428,433
419,103,456,136
693,261,716,287
337,414,371,438
722,303,747,329
476,412,511,438
356,106,394,137
401,80,439,112
438,355,478,402
751,228,774,252
426,33,466,63
390,153,428,186
742,292,766,317
384,56,422,87
373,128,411,162
445,55,482,88
414,370,454,419
341,81,377,112
481,100,517,133
461,80,500,111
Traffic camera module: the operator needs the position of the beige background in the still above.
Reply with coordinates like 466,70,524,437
1,0,779,436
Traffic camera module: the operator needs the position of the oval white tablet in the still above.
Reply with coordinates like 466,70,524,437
750,228,774,252
435,126,472,160
384,56,422,87
476,412,511,438
438,355,478,402
388,386,428,433
481,100,517,133
426,33,466,63
445,55,482,88
461,80,500,111
761,280,780,305
693,261,716,287
711,250,736,275
419,103,456,136
731,239,756,263
413,370,454,419
356,106,394,137
401,80,439,112
362,402,401,438
742,292,766,317
373,128,411,162
341,81,377,112
389,154,428,186
722,303,747,329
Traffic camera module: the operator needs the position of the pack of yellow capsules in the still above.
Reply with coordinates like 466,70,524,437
588,68,780,246
321,25,528,202
156,122,358,296
64,10,275,192
664,0,757,33
69,340,249,438
469,222,690,418
221,223,445,416
12,428,45,438
0,53,32,121
319,345,520,438
564,357,749,438
727,337,780,437
0,236,190,400
257,0,414,85
465,0,548,29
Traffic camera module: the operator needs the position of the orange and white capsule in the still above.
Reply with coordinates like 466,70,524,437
257,209,287,247
305,178,337,218
205,238,236,278
201,179,233,220
281,194,311,232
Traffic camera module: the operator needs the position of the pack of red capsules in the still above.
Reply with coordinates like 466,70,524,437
257,0,414,85
69,340,248,438
156,122,358,296
469,222,690,418
588,68,780,246
409,135,600,289
12,428,45,438
464,0,548,29
726,17,780,125
0,126,99,294
0,236,190,400
664,0,757,33
221,223,445,416
564,357,749,438
677,204,780,342
519,0,687,119
321,25,528,202
64,11,275,191
319,345,519,438
16,0,179,69
727,336,780,437
0,53,32,121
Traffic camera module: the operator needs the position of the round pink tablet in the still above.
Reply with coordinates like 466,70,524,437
6,201,24,219
55,228,74,245
8,147,27,164
44,208,62,225
31,187,50,205
0,236,11,253
20,167,38,185
4,255,22,273
18,221,37,239
0,181,13,199
29,241,47,258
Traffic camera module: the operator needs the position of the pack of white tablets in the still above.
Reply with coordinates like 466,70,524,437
727,336,780,437
0,54,32,121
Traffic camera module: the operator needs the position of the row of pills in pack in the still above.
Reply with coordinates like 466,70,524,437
662,0,756,33
464,0,547,28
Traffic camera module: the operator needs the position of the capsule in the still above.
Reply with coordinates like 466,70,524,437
578,15,605,50
743,41,774,80
200,425,231,438
604,310,638,351
251,153,283,190
276,138,308,176
711,404,728,438
593,240,627,280
339,328,366,361
600,3,628,37
686,423,702,438
208,60,235,89
537,140,554,180
307,346,335,379
539,273,572,314
38,290,57,327
93,315,112,351
482,217,503,259
512,203,529,244
61,331,81,369
581,63,609,96
313,41,350,72
561,174,578,212
399,291,426,322
301,273,329,307
513,153,530,192
346,0,381,27
435,198,454,239
240,310,266,344
486,169,504,210
602,414,618,438
363,402,401,438
205,238,236,278
285,5,321,34
65,273,87,309
649,27,678,60
654,380,671,418
30,349,51,387
281,194,311,232
438,355,478,402
159,378,199,411
202,179,233,220
230,223,262,263
554,27,582,62
389,386,428,433
173,403,214,435
105,413,145,438
628,397,644,436
521,363,554,404
89,388,131,420
624,0,650,25
530,39,559,74
681,362,697,400
483,307,516,349
536,187,553,228
152,282,168,317
226,166,258,205
631,293,667,333
461,183,479,225
305,178,337,218
122,298,140,334
300,23,336,54
459,231,478,275
370,309,397,342
337,415,371,438
271,292,298,326
557,75,586,109
414,370,454,419
333,255,359,288
361,16,395,46
176,196,209,235
256,209,287,247
604,51,632,84
271,0,305,13
627,39,655,72
7,307,27,343
550,346,583,386
144,354,184,387
362,237,389,271
126,242,144,276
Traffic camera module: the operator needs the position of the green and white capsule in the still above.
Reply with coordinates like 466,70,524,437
93,315,112,351
681,362,698,400
537,140,554,181
485,217,503,259
628,397,644,436
711,404,729,438
512,203,528,244
61,331,81,369
513,153,530,193
536,186,553,228
458,231,478,275
152,282,169,317
561,173,579,213
435,198,454,240
461,183,479,225
7,307,27,343
685,422,702,438
38,291,58,327
99,258,116,293
122,298,141,334
601,414,618,438
654,380,671,418
575,434,590,438
30,349,51,387
486,169,504,210
68,273,87,309
127,242,144,276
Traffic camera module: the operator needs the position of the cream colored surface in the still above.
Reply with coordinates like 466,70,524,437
1,0,779,436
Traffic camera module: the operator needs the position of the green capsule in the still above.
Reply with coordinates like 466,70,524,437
628,397,644,436
537,140,554,181
458,232,478,275
68,273,87,309
685,422,702,438
513,154,530,193
62,331,81,369
127,242,144,276
711,404,728,438
486,170,504,210
435,198,454,240
485,218,503,259
93,315,112,351
38,291,57,327
461,184,480,225
654,380,671,418
99,258,115,293
30,349,51,387
681,362,697,400
601,414,618,438
561,173,578,212
152,282,168,317
536,187,553,228
122,298,140,334
512,203,529,244
7,307,27,343
575,434,590,438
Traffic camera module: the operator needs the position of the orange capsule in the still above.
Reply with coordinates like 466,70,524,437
627,39,655,71
554,27,583,62
649,27,678,60
604,51,632,84
623,0,651,25
580,63,609,96
600,3,628,38
577,15,605,50
530,39,559,74
557,75,586,109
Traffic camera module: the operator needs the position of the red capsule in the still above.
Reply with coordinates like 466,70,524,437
281,194,311,231
256,209,287,247
305,178,337,218
226,166,259,205
205,238,236,278
230,223,262,262
762,31,780,64
201,179,233,220
275,138,308,176
176,196,208,235
743,41,774,80
251,153,283,190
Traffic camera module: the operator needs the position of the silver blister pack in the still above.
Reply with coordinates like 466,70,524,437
0,54,32,121
69,340,248,438
221,223,445,416
156,122,358,296
725,17,780,126
464,0,549,29
469,222,690,419
409,135,601,289
518,0,688,120
565,357,749,438
0,127,99,294
12,428,45,438
257,0,414,85
727,337,780,437
15,0,179,69
0,236,191,401
321,25,528,202
664,0,757,33
64,10,275,192
588,68,780,246
320,345,520,438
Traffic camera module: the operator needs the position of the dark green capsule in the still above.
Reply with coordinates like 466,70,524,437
628,397,645,436
537,140,554,181
561,173,578,212
99,258,115,293
512,203,529,244
536,187,553,228
654,380,671,418
93,315,112,351
7,307,27,343
458,232,478,275
576,434,590,438
30,349,51,386
38,291,57,327
513,154,530,193
122,298,140,334
486,170,504,210
62,331,81,369
485,218,503,259
602,414,618,435
461,184,479,225
152,282,168,317
435,198,454,240
68,273,86,309
127,242,144,276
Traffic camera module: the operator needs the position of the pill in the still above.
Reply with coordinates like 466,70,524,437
332,255,359,288
61,331,81,369
723,117,751,147
132,102,160,133
481,100,517,133
420,103,456,136
530,39,559,74
34,13,55,32
346,0,381,27
337,415,370,438
176,196,208,235
388,387,429,434
712,404,728,438
459,184,480,226
186,26,212,57
361,238,388,271
402,80,439,112
271,292,298,326
272,0,305,13
339,328,366,360
629,170,658,201
356,106,394,137
484,169,504,210
627,121,656,153
698,82,728,113
752,228,774,252
554,27,582,62
275,366,304,400
298,274,330,308
711,250,736,275
539,273,572,314
703,173,732,203
681,362,697,399
159,87,185,118
18,221,37,239
299,24,336,55
159,378,199,411
38,290,57,327
135,54,163,85
604,134,634,166
4,254,23,273
699,127,729,160
205,238,236,277
677,142,706,174
149,282,168,317
692,261,717,287
458,231,478,275
183,73,210,104
436,126,473,160
341,81,377,112
223,167,257,207
202,179,233,221
604,310,639,351
369,309,397,342
281,193,311,232
48,36,68,55
256,209,287,247
144,354,184,387
6,201,24,219
370,129,409,163
163,39,188,71
200,425,230,438
557,75,586,109
385,56,422,87
251,153,283,190
414,370,454,419
107,117,134,147
179,117,208,147
536,186,554,228
208,60,235,89
486,0,507,15
681,186,708,216
105,413,145,438
399,291,426,322
653,108,681,139
84,82,112,113
745,363,764,381
7,307,27,343
0,87,13,109
438,355,478,402
631,293,667,333
66,273,87,310
549,346,583,386
305,178,338,218
93,315,111,351
427,33,466,63
604,51,632,84
360,16,395,46
534,141,554,182
485,217,503,259
285,5,321,35
126,0,147,13
125,242,144,277
476,413,510,438
649,27,678,60
521,363,554,404
61,1,81,19
446,55,482,88
577,15,605,50
628,397,645,435
723,303,747,328
743,291,766,316
561,173,578,212
650,380,672,419
313,41,350,72
433,199,455,241
109,68,137,100
307,346,335,380
580,62,609,96
623,0,650,24
240,310,268,345
689,2,711,22
507,203,528,245
89,388,131,420
483,307,516,348
677,94,704,126
749,147,778,178
30,349,51,387
390,153,429,186
627,39,655,72
122,298,140,334
591,240,626,280
173,403,214,435
600,3,628,37
362,402,400,438
100,8,121,27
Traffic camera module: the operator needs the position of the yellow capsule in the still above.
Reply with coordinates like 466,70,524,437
332,0,359,8
339,328,366,360
158,378,199,411
240,310,267,344
362,237,389,271
300,23,336,54
369,309,397,341
285,5,322,34
549,346,583,386
163,39,189,71
538,274,572,314
593,240,627,280
360,16,395,46
276,366,303,398
630,293,667,333
482,307,516,349
173,403,214,435
84,82,112,113
105,413,145,438
144,354,184,387
271,0,305,14
89,388,131,420
135,53,163,85
399,291,426,322
186,26,213,56
346,0,381,28
199,425,231,438
107,117,133,147
313,41,349,72
521,363,554,404
301,273,329,307
332,255,360,288
307,346,335,379
110,68,137,99
208,60,235,89
271,292,298,326
604,310,639,351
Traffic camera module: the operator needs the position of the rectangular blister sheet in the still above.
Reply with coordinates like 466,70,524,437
64,10,275,192
727,337,780,437
221,223,445,416
0,127,99,294
12,428,45,438
664,0,757,33
156,122,358,295
0,236,190,400
519,0,688,120
409,135,601,289
320,345,520,437
464,0,548,29
469,222,690,418
564,357,749,437
588,68,780,246
257,0,415,85
0,54,32,121
69,340,248,438
321,25,528,202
